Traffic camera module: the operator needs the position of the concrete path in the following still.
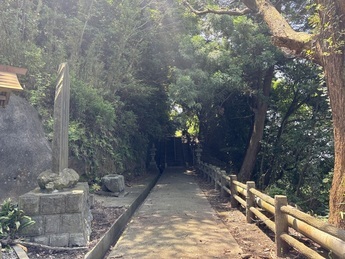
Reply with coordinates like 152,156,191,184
107,168,242,259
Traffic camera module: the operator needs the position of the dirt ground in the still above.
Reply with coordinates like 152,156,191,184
2,171,315,259
193,173,328,259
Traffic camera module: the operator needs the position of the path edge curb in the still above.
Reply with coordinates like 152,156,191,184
84,173,161,259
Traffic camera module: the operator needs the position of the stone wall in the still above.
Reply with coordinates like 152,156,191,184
19,183,92,247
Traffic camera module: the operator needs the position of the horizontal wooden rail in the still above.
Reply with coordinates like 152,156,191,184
249,207,275,232
281,205,345,241
250,188,274,206
233,180,246,189
256,197,275,214
222,185,231,195
197,161,345,259
235,185,247,196
280,233,324,259
234,194,246,207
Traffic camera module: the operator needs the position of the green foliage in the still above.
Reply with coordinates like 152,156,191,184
0,0,178,182
90,183,102,193
173,2,333,216
259,60,333,215
1,0,335,217
0,199,35,242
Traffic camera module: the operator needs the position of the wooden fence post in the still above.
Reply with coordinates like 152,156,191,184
205,164,210,182
230,175,238,208
202,163,206,179
211,166,215,184
220,170,228,198
275,195,289,257
246,181,255,223
207,165,212,183
215,168,220,190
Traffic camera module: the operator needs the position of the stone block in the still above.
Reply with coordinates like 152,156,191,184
20,216,44,236
65,190,84,213
19,183,92,247
69,233,87,247
74,182,89,193
32,236,49,246
49,233,69,247
40,193,65,214
45,215,61,234
102,174,125,193
19,193,40,216
60,214,84,233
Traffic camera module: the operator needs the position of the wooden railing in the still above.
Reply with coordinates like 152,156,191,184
197,162,345,259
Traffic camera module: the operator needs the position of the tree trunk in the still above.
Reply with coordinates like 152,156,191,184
317,0,345,229
323,58,345,228
255,0,345,229
239,66,274,181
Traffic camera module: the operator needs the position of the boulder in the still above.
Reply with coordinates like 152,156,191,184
0,95,51,202
37,168,80,191
37,169,59,190
102,174,125,193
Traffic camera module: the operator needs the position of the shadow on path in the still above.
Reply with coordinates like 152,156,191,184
107,168,242,258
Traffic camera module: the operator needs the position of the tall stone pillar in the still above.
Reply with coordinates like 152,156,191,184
52,63,70,173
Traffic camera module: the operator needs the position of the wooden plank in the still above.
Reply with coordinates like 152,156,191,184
0,65,27,75
12,245,29,259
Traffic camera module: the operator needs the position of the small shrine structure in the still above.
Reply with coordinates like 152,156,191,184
0,65,27,107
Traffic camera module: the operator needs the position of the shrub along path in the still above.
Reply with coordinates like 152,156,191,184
107,167,243,258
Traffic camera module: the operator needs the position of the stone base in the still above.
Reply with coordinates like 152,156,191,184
101,174,125,193
148,162,160,174
19,183,92,247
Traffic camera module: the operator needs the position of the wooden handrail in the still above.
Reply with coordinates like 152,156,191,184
281,205,345,241
197,161,345,258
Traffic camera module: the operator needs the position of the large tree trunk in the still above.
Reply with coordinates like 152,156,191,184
322,54,345,228
252,0,345,230
239,66,274,181
317,0,345,229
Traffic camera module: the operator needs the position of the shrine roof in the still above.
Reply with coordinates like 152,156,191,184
0,71,23,91
0,65,27,91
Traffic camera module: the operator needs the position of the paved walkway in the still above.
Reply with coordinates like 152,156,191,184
107,168,242,259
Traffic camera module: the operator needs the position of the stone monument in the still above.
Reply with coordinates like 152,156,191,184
148,144,159,173
19,63,92,247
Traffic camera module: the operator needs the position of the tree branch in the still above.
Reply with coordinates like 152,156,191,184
183,1,252,16
253,1,315,56
183,0,321,64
